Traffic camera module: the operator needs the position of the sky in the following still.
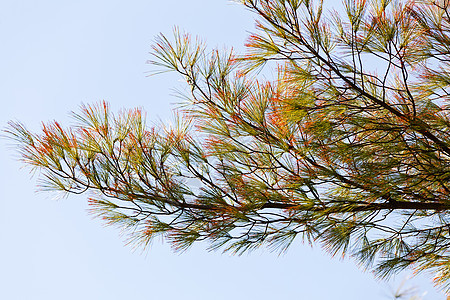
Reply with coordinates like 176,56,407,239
0,0,447,299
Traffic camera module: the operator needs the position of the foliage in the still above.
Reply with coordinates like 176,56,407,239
6,0,450,292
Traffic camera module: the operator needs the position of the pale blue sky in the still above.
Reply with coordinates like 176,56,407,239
0,1,446,299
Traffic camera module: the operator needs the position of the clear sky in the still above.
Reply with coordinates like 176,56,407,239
0,0,446,299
